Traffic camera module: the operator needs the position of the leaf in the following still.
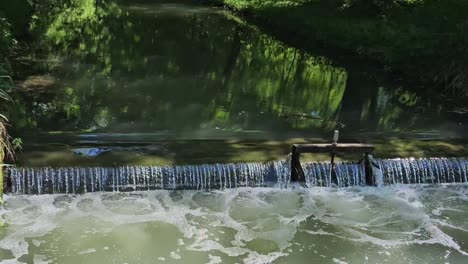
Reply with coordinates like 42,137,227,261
0,75,14,89
0,89,10,101
0,113,8,121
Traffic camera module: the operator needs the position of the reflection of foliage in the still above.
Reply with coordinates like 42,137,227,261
63,87,81,119
0,16,15,96
12,3,348,135
225,33,347,128
12,138,22,151
0,17,15,64
10,0,442,138
340,0,424,12
215,0,468,104
373,87,436,130
32,0,126,75
215,0,310,9
216,0,423,10
93,108,112,128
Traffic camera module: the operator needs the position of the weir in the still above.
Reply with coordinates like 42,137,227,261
290,143,375,183
291,130,375,184
3,157,468,195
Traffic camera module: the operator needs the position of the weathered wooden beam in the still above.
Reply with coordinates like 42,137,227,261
293,143,374,154
290,143,375,183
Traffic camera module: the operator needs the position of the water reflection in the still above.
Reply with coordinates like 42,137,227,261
9,0,465,145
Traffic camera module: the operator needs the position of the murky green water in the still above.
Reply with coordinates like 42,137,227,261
1,185,468,263
7,0,466,166
10,0,466,144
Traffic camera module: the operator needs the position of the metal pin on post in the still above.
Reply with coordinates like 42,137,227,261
333,130,339,145
330,130,339,186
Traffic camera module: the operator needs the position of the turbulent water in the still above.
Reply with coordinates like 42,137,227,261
5,158,468,194
0,186,468,263
2,158,468,263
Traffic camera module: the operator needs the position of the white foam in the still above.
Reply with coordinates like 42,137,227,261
32,254,49,264
78,248,96,255
0,186,467,263
170,251,182,260
332,258,348,264
207,254,222,264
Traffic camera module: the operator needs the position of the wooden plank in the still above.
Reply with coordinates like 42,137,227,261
293,143,374,154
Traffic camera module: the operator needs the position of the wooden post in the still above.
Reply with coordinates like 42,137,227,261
291,145,305,182
364,152,373,185
330,152,337,185
290,143,374,184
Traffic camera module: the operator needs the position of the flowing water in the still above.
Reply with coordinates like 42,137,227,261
1,186,468,263
3,159,468,263
5,158,468,194
3,0,468,263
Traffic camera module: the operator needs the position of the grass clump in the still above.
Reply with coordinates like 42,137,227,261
0,14,16,202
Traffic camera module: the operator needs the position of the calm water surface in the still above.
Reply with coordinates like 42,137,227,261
9,0,466,147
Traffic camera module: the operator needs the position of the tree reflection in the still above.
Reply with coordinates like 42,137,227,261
11,0,347,137
9,0,450,141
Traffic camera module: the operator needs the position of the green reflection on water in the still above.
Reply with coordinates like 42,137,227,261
6,0,466,165
11,0,347,138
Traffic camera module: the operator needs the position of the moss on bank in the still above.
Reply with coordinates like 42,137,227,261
211,0,468,105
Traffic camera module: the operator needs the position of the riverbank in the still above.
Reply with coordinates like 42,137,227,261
209,0,468,107
0,17,13,202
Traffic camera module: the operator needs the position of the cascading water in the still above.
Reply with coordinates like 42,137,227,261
303,157,468,186
6,161,290,194
302,161,367,187
375,157,468,184
2,158,468,263
5,158,468,194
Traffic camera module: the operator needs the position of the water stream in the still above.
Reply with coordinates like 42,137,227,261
2,0,468,263
1,185,468,263
6,158,468,194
